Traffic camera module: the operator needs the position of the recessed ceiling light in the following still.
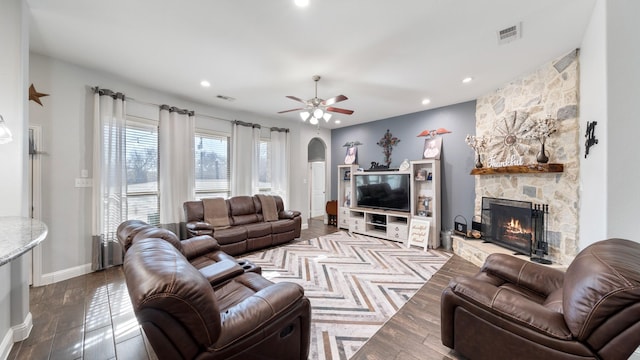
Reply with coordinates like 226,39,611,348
295,0,309,7
335,120,341,124
462,77,473,84
422,98,431,105
200,80,211,87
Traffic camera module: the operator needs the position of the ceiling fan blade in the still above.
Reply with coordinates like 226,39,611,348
277,108,305,114
322,95,348,106
286,95,307,104
326,106,354,115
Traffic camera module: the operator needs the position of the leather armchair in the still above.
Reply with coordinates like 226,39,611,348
441,238,640,360
124,238,311,360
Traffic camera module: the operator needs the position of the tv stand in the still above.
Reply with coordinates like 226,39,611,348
348,207,409,242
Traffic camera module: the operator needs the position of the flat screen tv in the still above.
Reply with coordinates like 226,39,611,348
354,173,410,212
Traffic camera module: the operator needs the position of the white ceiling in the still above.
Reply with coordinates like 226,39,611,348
27,0,596,129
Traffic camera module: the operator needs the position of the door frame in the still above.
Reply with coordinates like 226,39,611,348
29,126,43,286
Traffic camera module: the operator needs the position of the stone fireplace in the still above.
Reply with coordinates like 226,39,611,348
462,49,581,266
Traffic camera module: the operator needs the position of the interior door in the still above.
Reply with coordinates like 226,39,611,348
310,161,326,218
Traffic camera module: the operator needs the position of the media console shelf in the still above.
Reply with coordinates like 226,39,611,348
348,207,409,243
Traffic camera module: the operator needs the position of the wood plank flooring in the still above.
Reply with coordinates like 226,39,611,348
8,218,478,360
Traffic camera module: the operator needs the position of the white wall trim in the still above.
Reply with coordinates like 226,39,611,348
0,312,34,360
0,328,14,360
301,223,309,230
39,263,92,286
11,312,32,342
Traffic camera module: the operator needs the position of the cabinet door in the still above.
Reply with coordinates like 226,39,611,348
338,207,350,228
387,224,408,241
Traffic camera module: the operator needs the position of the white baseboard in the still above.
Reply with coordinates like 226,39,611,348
0,312,33,360
301,223,309,230
11,312,32,342
0,328,14,360
39,263,92,286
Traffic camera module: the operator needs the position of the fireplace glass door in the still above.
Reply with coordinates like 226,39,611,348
481,197,533,256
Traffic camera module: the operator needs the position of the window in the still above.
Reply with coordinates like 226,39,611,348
257,139,271,192
125,121,159,224
195,132,230,199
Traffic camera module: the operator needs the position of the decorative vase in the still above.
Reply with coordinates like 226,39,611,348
536,142,549,163
475,152,483,168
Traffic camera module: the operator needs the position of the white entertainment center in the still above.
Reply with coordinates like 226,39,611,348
337,160,441,248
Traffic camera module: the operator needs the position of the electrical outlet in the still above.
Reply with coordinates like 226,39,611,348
75,178,93,188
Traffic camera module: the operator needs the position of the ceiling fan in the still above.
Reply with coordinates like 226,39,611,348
278,75,354,125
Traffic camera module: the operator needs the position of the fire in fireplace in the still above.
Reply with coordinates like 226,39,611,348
481,197,549,263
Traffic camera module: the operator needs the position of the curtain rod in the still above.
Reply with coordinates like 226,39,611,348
91,85,289,131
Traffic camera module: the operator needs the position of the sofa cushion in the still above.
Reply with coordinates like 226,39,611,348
116,220,152,251
124,239,221,347
245,222,272,238
214,226,248,246
132,227,183,254
562,238,640,340
228,196,259,225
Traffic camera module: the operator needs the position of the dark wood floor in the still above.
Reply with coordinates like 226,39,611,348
8,218,478,360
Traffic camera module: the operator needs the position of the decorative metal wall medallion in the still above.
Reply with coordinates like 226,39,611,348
486,111,530,166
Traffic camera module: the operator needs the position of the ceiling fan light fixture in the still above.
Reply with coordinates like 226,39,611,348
300,111,310,121
323,113,332,122
309,117,319,125
313,108,324,119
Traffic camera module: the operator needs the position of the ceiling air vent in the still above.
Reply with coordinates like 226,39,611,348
216,94,236,102
497,22,522,45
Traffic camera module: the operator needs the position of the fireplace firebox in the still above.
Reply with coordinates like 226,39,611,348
481,197,550,263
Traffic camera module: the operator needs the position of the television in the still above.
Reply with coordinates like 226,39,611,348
354,173,410,212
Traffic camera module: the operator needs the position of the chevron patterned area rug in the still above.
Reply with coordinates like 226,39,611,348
240,231,451,360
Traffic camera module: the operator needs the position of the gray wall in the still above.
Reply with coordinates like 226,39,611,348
331,100,477,231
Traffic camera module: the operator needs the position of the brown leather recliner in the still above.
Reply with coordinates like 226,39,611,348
124,238,311,360
441,238,640,360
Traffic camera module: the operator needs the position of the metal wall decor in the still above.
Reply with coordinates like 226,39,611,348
376,129,400,167
584,121,598,158
486,111,529,167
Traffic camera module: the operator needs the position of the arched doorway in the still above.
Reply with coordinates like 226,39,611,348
307,137,327,222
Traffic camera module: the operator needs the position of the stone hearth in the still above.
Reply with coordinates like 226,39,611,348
452,235,566,270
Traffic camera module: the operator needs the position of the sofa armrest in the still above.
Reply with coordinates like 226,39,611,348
181,235,221,259
278,210,301,220
481,253,564,296
198,260,244,286
187,221,214,231
448,276,572,339
216,282,305,347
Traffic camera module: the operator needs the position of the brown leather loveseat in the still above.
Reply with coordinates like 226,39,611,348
183,195,301,256
441,238,640,360
123,233,311,359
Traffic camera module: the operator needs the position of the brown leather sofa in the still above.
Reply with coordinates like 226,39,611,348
441,238,640,360
123,235,311,360
183,195,302,256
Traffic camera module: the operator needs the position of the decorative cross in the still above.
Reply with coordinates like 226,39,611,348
376,129,400,167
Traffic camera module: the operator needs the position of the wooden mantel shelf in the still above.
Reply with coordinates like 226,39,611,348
470,163,564,175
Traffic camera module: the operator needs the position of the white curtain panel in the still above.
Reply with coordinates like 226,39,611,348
231,121,260,196
91,88,127,270
270,127,290,206
159,105,195,237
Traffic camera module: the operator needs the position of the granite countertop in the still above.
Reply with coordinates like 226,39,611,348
0,216,48,267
